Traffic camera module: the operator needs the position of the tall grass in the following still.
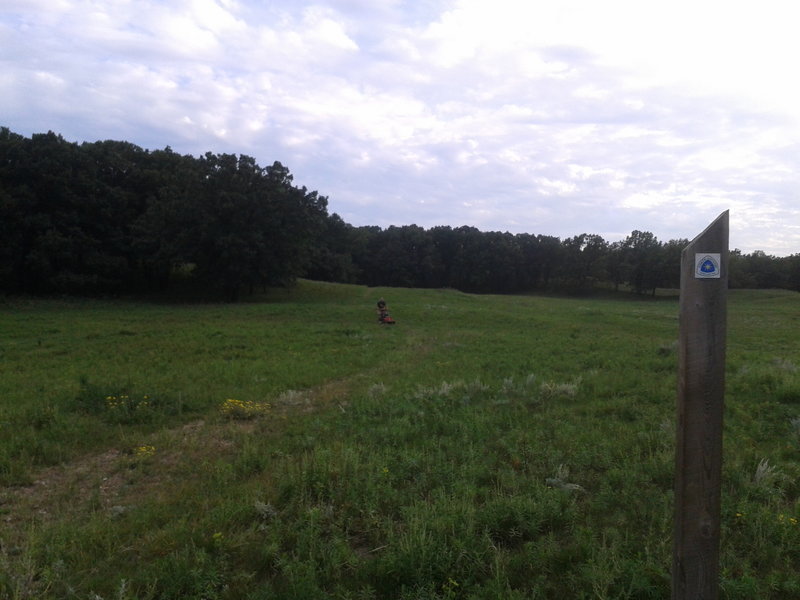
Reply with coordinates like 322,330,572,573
0,283,798,598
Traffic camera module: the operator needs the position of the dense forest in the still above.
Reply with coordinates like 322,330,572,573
2,127,799,299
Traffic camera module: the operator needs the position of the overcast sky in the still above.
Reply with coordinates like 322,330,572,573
3,0,799,255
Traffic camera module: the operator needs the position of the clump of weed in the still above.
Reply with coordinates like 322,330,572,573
659,419,675,438
502,374,537,394
74,377,117,415
496,374,538,405
766,359,800,404
73,377,163,424
751,458,790,497
368,383,388,398
254,500,278,523
790,417,800,441
539,379,581,401
464,379,490,394
219,398,271,420
275,389,308,407
20,403,59,430
478,489,575,550
775,381,800,404
733,360,800,404
735,365,783,393
104,394,157,423
773,358,797,372
545,464,586,494
657,340,678,356
412,379,492,407
127,444,157,469
438,381,459,397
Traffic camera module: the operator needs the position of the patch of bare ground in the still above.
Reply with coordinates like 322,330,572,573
0,378,354,549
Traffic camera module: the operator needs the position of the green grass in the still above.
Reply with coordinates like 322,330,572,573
1,282,799,598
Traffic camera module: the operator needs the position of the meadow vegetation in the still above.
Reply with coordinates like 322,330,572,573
1,282,799,599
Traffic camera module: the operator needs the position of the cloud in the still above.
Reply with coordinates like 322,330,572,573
1,0,799,255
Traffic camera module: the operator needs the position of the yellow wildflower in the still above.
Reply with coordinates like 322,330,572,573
134,445,156,458
220,398,271,419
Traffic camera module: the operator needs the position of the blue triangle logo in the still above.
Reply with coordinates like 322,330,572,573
699,259,717,274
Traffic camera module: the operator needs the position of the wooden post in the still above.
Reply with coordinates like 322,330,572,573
672,210,729,599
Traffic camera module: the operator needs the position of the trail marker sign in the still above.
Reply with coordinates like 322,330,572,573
672,210,728,599
694,253,721,279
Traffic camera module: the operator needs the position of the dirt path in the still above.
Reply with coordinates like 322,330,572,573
0,378,355,550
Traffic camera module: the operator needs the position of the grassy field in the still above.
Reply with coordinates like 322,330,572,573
1,282,799,599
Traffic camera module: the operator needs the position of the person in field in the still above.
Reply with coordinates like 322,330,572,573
376,298,387,319
376,298,395,324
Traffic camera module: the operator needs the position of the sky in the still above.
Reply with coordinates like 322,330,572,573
2,0,799,255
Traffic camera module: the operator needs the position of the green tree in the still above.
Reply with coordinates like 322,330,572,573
659,238,688,290
783,254,800,292
560,233,608,292
515,234,563,291
0,130,123,293
621,230,662,295
735,250,787,290
304,213,360,283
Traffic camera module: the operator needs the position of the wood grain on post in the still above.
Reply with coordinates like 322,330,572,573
672,210,729,600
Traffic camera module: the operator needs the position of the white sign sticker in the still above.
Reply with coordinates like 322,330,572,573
695,253,721,278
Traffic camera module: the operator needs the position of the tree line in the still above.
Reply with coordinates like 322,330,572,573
2,127,799,299
0,128,327,300
320,225,800,295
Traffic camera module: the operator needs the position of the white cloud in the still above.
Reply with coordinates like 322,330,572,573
302,6,359,50
1,0,799,254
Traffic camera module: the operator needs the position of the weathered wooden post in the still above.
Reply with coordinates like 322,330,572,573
672,210,729,599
